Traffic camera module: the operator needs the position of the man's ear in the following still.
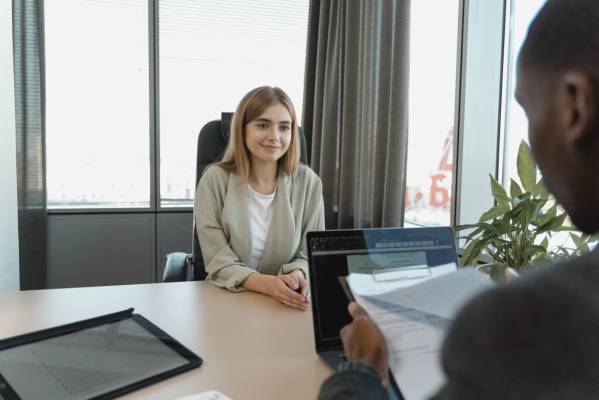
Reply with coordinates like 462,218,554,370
562,72,596,145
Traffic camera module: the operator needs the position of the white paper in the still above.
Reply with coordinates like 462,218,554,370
348,268,492,400
347,251,428,273
347,262,457,297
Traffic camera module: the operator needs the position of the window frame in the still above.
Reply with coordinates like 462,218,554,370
46,0,161,214
452,0,509,227
46,0,513,224
44,0,191,215
498,0,549,188
47,0,312,214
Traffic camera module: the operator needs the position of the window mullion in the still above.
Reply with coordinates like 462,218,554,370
149,0,160,212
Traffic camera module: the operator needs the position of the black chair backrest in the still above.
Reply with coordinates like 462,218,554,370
192,112,308,280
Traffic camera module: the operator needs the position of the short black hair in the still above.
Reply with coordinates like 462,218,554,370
520,0,599,74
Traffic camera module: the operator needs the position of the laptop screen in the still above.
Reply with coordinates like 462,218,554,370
307,227,458,352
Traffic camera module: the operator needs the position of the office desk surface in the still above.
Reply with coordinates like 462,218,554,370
0,282,331,400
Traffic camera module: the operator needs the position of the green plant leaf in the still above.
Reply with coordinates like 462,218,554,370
454,224,480,232
489,174,511,205
479,204,509,222
493,221,511,236
517,140,537,192
489,263,508,283
466,227,484,241
479,223,505,237
517,199,540,229
537,204,557,227
510,179,523,199
509,200,528,221
533,179,549,198
530,245,548,255
484,244,503,260
537,213,568,233
461,239,482,267
570,233,582,248
540,236,549,250
466,144,588,269
552,225,576,232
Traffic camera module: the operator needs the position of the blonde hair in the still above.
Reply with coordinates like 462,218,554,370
217,86,301,181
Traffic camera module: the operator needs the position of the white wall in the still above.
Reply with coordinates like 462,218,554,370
0,0,21,292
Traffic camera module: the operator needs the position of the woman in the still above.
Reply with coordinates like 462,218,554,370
195,86,325,310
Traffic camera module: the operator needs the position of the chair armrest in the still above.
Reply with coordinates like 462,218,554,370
163,252,191,282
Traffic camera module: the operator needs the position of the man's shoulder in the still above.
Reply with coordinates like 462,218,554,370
453,249,599,327
441,249,599,393
521,248,599,291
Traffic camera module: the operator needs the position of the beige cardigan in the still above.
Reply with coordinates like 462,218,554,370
195,164,325,292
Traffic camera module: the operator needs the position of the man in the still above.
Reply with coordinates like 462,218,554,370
318,0,599,398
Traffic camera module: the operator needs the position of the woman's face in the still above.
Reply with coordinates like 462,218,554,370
244,103,293,165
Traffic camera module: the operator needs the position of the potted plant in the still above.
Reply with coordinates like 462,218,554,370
456,140,596,281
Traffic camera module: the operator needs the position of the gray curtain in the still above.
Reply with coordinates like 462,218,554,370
13,0,47,290
303,0,410,229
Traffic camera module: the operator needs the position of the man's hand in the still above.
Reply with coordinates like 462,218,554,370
340,302,389,385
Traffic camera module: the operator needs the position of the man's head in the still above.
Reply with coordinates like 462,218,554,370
516,0,599,234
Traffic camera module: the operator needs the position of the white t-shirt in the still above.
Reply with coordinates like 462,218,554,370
247,184,275,269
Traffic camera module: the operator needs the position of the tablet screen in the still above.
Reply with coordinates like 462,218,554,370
0,317,193,400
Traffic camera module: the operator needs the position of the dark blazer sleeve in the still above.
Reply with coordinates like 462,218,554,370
318,370,387,400
431,250,599,400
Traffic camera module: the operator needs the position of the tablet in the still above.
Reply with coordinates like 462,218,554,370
0,308,202,400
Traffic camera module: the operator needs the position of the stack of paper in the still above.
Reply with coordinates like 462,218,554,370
347,266,492,400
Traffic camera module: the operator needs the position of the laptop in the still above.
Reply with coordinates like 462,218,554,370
307,226,459,399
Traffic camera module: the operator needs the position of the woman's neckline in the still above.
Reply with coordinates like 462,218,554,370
248,183,276,197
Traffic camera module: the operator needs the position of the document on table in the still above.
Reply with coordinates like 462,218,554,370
347,267,493,400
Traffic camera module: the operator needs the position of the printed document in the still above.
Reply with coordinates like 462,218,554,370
347,267,492,400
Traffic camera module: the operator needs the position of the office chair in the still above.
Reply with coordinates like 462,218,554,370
163,112,308,282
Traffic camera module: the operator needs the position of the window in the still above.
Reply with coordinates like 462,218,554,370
45,0,310,210
45,0,150,209
158,0,310,207
500,0,591,251
404,0,460,227
501,0,547,183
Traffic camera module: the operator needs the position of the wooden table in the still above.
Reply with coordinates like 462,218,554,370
0,282,331,399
